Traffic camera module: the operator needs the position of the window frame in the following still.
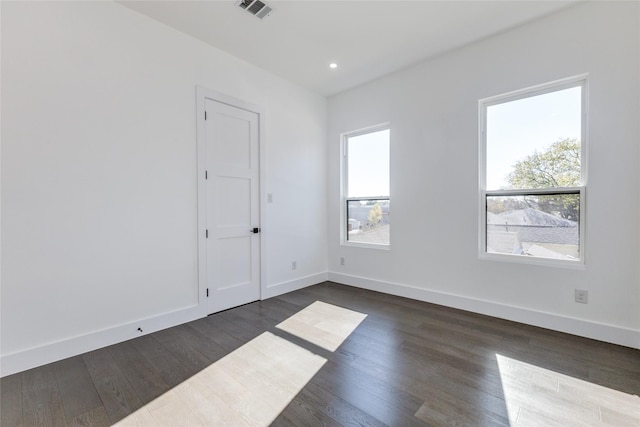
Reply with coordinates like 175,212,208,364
341,123,391,249
478,75,588,268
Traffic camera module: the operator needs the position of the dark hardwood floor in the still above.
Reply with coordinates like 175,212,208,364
1,282,639,426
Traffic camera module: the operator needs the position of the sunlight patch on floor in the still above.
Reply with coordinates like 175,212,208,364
114,331,326,426
113,301,367,426
276,301,368,351
496,354,640,426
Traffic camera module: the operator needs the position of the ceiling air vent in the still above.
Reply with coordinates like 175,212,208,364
236,0,273,19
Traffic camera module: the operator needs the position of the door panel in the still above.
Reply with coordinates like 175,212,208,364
217,237,251,289
205,98,260,313
212,113,252,169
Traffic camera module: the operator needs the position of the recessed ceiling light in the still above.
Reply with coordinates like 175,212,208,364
329,63,338,69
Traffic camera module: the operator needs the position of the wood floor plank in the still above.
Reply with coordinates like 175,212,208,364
82,348,144,424
324,394,388,427
261,295,305,318
326,358,423,412
21,364,67,426
173,323,228,361
209,310,264,343
131,334,192,388
398,337,497,378
504,343,592,380
600,405,640,426
310,362,425,426
242,299,295,324
69,406,111,427
290,378,388,427
0,373,23,427
273,383,343,427
272,289,318,308
107,341,170,405
231,305,285,334
150,328,215,374
111,406,157,426
415,394,510,427
188,316,245,352
53,356,103,424
588,364,640,395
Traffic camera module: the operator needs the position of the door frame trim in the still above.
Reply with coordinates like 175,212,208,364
195,86,266,316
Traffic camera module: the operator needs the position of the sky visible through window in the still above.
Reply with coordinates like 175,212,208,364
347,129,390,197
486,86,581,190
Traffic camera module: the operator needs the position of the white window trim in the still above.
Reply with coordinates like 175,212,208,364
340,123,391,250
478,75,588,268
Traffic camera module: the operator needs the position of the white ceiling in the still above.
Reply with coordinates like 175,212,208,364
119,0,579,96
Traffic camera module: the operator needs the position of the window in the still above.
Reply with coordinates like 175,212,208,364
480,76,586,265
342,125,390,247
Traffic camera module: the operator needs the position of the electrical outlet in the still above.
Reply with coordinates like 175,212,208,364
575,289,588,304
340,257,345,266
267,193,273,203
292,260,297,270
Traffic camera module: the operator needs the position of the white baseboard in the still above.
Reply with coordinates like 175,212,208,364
0,272,330,377
5,271,635,377
0,305,203,378
328,272,640,350
263,272,328,299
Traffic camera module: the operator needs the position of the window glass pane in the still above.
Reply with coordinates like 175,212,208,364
487,194,580,260
347,199,390,245
486,86,581,190
347,129,390,197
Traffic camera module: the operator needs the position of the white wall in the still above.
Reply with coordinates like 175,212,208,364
328,1,640,348
1,1,327,375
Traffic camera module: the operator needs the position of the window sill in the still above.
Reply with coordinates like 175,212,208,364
479,251,585,270
342,241,391,251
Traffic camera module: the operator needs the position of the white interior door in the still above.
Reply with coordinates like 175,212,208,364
204,98,260,313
